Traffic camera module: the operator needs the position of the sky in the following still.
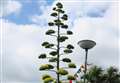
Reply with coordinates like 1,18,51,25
0,0,119,83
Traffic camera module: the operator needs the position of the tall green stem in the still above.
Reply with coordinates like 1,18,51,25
57,12,60,83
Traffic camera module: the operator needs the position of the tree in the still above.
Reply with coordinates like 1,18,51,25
38,2,76,83
84,66,103,83
79,66,120,83
103,67,120,83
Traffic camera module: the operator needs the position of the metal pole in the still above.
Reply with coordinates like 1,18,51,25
84,49,88,83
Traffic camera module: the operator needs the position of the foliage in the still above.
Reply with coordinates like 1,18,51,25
49,57,57,62
42,74,51,80
53,80,62,83
61,14,68,20
58,68,68,75
64,49,73,54
103,67,120,83
62,58,71,63
67,31,73,35
38,54,46,59
46,29,55,35
42,42,49,46
78,66,120,83
44,77,54,83
58,36,68,42
39,2,76,83
67,75,76,80
39,64,54,70
51,12,57,17
67,44,74,49
61,25,68,29
84,66,103,83
48,22,54,26
45,44,54,48
49,51,58,56
68,63,76,68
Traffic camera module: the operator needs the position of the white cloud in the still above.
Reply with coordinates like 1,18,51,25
1,18,58,82
0,0,22,17
65,1,119,68
54,0,111,17
38,0,48,12
31,0,114,27
1,19,45,82
31,14,48,26
31,4,52,26
70,17,118,66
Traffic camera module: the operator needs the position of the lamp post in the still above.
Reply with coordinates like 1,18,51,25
78,40,96,83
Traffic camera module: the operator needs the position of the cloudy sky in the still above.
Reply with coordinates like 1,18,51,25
0,0,119,83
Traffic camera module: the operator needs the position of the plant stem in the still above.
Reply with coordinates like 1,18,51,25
57,12,60,83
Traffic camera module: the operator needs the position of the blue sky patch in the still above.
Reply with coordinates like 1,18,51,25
3,0,54,25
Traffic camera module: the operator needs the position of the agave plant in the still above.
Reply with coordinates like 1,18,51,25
38,2,76,83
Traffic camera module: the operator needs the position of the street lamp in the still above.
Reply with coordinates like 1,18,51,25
78,40,96,83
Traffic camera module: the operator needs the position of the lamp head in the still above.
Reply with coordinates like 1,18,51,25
78,40,96,50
